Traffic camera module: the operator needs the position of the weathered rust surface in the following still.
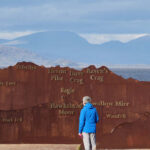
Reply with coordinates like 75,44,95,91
0,61,150,148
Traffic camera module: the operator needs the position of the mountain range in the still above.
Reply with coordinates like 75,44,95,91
0,31,150,67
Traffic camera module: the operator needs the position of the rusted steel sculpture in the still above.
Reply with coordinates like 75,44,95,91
0,61,150,148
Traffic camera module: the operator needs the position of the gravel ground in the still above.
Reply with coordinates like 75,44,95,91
0,144,149,150
0,144,78,150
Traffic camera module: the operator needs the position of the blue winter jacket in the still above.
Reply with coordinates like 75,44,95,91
79,102,99,133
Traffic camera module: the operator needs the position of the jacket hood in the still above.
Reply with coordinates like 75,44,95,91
84,102,94,109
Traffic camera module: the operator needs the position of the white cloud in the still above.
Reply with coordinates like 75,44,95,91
0,0,149,33
0,30,44,40
79,33,149,44
0,0,149,25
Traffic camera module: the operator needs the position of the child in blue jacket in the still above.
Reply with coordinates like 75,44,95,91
78,96,99,150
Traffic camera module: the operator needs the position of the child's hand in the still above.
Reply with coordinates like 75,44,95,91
78,133,83,138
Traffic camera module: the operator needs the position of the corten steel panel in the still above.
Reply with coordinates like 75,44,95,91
0,61,150,148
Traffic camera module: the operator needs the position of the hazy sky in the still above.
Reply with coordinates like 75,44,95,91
0,0,149,43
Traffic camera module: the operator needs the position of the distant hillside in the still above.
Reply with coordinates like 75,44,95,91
0,45,86,68
0,39,9,44
3,31,90,60
0,45,53,67
1,31,150,64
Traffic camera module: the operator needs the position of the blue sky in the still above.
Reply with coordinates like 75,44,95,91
0,0,150,43
0,0,150,68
